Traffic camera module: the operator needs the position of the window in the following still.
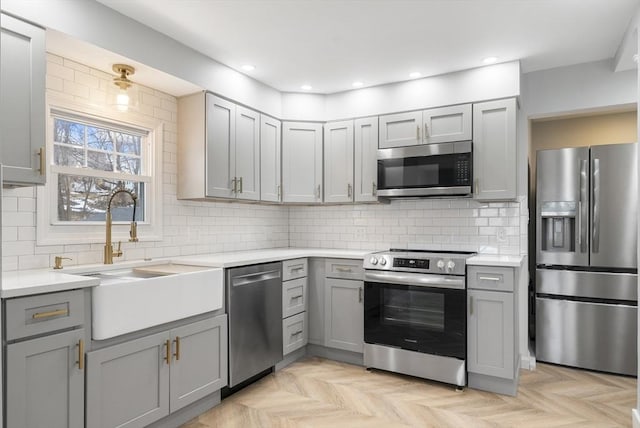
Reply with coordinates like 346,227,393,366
37,103,163,245
51,112,148,222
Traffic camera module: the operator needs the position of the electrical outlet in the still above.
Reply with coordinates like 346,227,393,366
355,227,366,240
497,227,507,243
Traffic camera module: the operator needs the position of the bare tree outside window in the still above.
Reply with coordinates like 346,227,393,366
52,117,147,222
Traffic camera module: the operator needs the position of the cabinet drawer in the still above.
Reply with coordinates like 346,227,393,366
283,277,307,318
282,258,308,281
6,290,85,341
324,258,364,280
468,266,514,292
283,312,307,355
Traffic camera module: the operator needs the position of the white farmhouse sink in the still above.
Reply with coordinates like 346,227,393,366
87,263,224,340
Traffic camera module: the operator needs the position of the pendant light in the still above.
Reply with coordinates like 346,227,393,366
110,64,139,112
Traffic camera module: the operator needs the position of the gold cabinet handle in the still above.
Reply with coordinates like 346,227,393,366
358,287,363,303
231,177,237,193
347,183,352,198
164,339,171,365
32,308,68,319
424,123,429,138
479,276,501,282
335,266,352,272
416,125,420,141
38,147,45,175
173,336,181,361
239,177,243,193
316,184,321,199
469,296,474,315
277,185,281,199
77,339,85,370
372,182,377,196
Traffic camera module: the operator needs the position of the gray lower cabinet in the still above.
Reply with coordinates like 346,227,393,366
6,328,85,428
86,315,227,428
467,265,519,396
324,278,364,353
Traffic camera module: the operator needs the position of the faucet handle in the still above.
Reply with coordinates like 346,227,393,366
129,221,139,242
53,256,72,270
114,241,123,258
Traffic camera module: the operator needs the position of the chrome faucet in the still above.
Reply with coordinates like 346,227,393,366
104,189,138,264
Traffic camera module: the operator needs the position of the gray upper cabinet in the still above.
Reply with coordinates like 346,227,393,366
1,13,46,186
177,92,260,201
86,331,170,428
324,120,354,203
324,278,364,353
260,115,282,202
379,105,471,149
282,122,323,203
378,111,422,148
354,117,378,202
473,98,517,200
6,328,85,428
423,104,472,144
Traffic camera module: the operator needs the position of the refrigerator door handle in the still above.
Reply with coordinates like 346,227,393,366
579,159,588,253
592,158,600,253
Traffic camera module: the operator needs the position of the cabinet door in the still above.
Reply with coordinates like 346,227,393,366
260,115,281,202
378,111,422,148
467,289,514,379
324,120,354,203
324,278,364,353
282,122,323,203
169,316,228,413
86,332,170,428
0,14,46,186
423,104,472,144
354,117,378,202
307,259,326,345
206,93,236,198
6,329,84,428
473,98,516,200
235,106,260,201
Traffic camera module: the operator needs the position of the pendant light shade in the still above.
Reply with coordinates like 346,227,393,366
109,64,139,112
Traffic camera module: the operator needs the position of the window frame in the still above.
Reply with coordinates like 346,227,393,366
37,96,163,246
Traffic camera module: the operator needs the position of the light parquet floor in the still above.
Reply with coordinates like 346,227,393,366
182,357,637,428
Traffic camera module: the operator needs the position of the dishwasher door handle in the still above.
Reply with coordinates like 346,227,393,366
232,270,281,287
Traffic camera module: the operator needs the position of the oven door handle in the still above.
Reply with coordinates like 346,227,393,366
364,271,465,290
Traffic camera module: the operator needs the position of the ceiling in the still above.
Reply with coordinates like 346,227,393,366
93,0,637,95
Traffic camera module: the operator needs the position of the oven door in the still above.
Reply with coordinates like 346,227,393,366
364,270,466,359
377,143,472,197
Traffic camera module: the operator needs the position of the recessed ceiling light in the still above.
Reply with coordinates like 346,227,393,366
352,81,364,88
409,72,422,79
301,84,313,91
483,56,498,65
241,64,255,71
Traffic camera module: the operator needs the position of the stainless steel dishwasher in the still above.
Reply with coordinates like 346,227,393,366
226,262,283,388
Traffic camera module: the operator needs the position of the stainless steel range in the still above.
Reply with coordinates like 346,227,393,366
363,249,474,387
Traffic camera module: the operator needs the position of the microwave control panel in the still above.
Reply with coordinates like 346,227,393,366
454,157,471,184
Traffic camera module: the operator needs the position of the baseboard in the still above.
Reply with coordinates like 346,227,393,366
632,408,640,428
147,391,220,428
276,347,307,371
306,343,364,366
521,354,536,370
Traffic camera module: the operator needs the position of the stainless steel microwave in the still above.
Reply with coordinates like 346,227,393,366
377,141,472,198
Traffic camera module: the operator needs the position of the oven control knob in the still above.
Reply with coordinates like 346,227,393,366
446,260,456,272
379,258,387,266
436,259,445,270
369,256,378,265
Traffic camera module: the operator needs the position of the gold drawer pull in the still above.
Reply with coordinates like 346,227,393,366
173,336,181,361
38,147,45,175
32,308,68,319
335,267,352,272
291,266,304,271
77,339,85,370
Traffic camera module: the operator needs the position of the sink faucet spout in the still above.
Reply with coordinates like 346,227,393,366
104,189,138,264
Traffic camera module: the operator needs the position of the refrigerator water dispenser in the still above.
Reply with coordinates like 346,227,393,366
540,201,576,253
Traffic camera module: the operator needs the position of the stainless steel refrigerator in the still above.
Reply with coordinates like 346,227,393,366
536,143,638,376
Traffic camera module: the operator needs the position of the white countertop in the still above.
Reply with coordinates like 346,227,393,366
467,254,526,268
178,247,373,268
1,270,99,298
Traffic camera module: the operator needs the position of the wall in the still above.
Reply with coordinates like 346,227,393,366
2,0,283,117
1,54,289,271
290,197,527,256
